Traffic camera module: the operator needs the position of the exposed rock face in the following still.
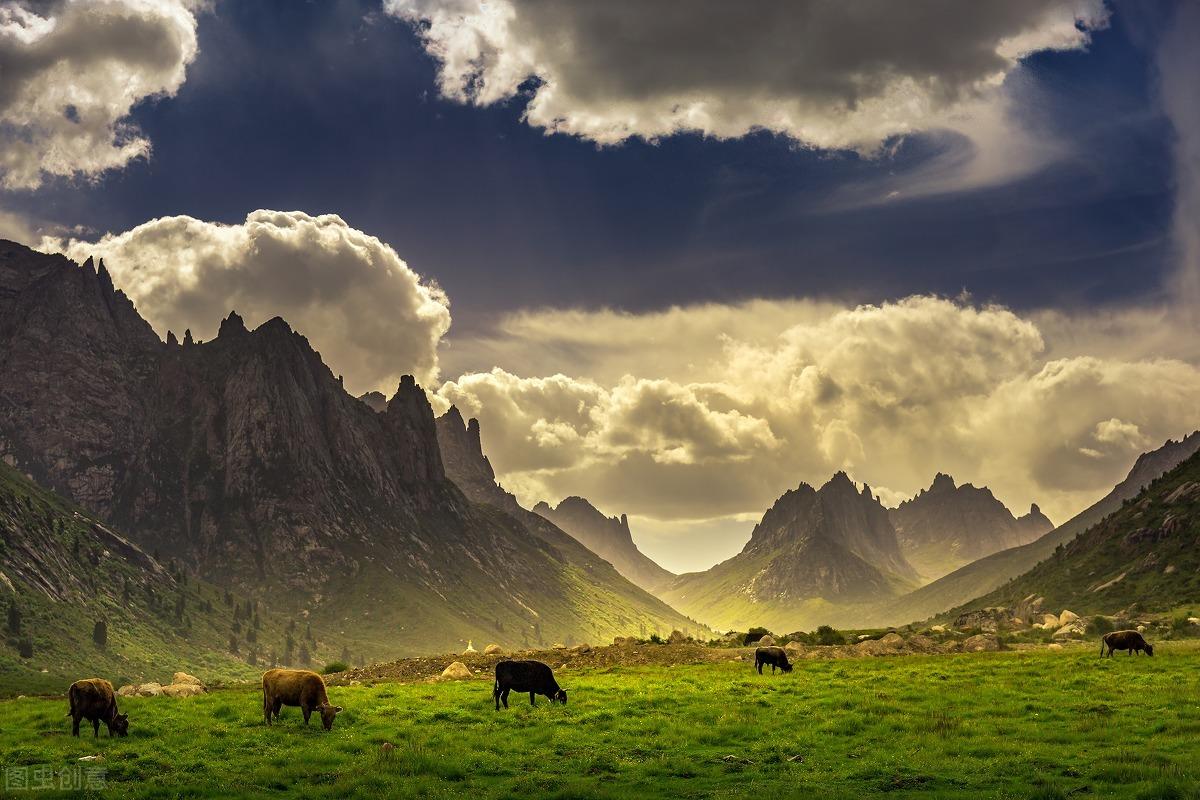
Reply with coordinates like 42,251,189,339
0,241,700,652
533,496,675,593
889,473,1053,581
660,472,918,632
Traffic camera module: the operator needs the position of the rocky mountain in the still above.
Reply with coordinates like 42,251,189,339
952,447,1200,618
532,497,676,594
0,461,287,694
433,406,703,637
866,431,1200,627
889,473,1053,581
659,472,919,632
0,241,699,656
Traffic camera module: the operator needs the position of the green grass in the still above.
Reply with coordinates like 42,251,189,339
2,644,1199,798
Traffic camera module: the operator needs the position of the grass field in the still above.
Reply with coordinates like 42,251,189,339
1,644,1198,799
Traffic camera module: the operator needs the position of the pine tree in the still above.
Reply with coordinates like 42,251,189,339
5,602,21,636
92,619,107,649
284,634,295,665
228,634,239,655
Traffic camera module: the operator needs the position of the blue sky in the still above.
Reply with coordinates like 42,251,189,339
4,0,1198,571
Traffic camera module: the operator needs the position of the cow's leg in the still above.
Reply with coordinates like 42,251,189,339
494,686,502,711
264,694,272,725
303,705,312,725
756,661,762,674
93,719,100,738
71,714,81,737
501,689,510,709
273,700,283,720
530,692,536,706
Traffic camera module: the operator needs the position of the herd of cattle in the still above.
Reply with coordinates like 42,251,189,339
64,630,1157,736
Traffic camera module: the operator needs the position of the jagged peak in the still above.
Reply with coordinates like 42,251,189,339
442,404,466,428
254,316,293,336
930,472,956,492
1029,502,1041,515
81,255,95,272
218,310,246,338
166,330,179,347
96,258,114,294
183,328,194,346
466,417,482,452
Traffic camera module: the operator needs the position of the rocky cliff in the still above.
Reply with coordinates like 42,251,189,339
889,473,1053,581
659,472,919,632
0,241,700,655
533,497,676,594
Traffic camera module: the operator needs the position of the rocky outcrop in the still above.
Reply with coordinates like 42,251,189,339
889,473,1053,581
533,496,675,593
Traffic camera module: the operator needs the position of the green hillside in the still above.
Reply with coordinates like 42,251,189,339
950,449,1200,617
0,463,335,695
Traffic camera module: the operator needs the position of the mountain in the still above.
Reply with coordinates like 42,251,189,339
867,432,1200,627
659,472,919,632
532,497,676,593
889,473,1053,581
433,406,703,636
953,447,1200,617
0,241,699,656
0,461,286,694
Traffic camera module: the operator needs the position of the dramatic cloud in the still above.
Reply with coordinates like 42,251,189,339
0,0,198,189
1158,0,1200,313
436,297,1200,542
40,210,451,393
388,0,1106,190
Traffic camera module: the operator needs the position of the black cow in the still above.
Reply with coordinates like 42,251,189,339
66,679,129,738
755,646,793,674
494,660,567,710
1100,630,1154,657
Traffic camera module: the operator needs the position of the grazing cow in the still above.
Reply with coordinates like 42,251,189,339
66,679,129,738
261,668,343,730
493,660,567,710
1100,630,1154,657
755,646,793,674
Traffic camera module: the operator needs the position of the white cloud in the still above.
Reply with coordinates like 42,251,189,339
39,210,452,394
437,296,1200,534
388,0,1107,192
0,0,198,189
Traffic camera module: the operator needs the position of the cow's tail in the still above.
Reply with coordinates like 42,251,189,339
1099,637,1106,657
65,685,76,717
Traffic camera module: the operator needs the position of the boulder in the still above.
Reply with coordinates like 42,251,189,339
1136,625,1146,633
135,682,164,697
570,642,592,653
1053,622,1087,639
784,641,805,654
1188,618,1200,626
116,684,137,697
1058,610,1080,626
551,643,567,650
929,625,946,633
162,683,205,698
613,636,636,646
171,672,205,689
962,635,1000,653
756,634,776,646
1012,594,1044,622
1047,643,1063,651
855,633,906,656
668,629,688,645
1042,614,1061,628
483,644,503,655
954,608,1011,633
904,635,939,654
440,662,472,680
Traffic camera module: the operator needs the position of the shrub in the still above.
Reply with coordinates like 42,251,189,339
92,619,107,649
648,634,664,645
816,625,845,646
742,627,772,646
322,661,350,675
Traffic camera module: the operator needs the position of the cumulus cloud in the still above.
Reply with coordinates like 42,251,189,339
437,296,1200,533
388,0,1107,191
0,0,198,189
39,210,451,393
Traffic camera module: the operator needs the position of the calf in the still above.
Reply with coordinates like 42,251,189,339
262,668,343,729
1100,630,1154,657
494,660,567,710
755,646,793,674
66,679,128,738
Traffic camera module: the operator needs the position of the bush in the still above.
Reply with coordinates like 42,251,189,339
648,634,664,645
742,627,773,646
92,619,107,649
322,661,350,675
816,625,845,646
1087,616,1115,636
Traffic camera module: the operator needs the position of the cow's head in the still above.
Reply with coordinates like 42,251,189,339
1144,643,1154,656
318,702,343,730
780,663,794,673
554,689,568,705
110,713,129,737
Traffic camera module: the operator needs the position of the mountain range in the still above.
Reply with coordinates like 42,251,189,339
0,241,698,663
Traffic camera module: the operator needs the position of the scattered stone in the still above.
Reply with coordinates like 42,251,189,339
570,643,592,653
1053,622,1087,639
929,625,946,633
1047,643,1063,651
787,754,804,763
161,683,205,698
962,634,1000,653
77,755,104,762
1188,618,1200,626
904,635,939,654
1042,614,1061,628
439,662,472,680
116,684,137,697
484,644,503,655
1137,625,1146,633
172,672,205,689
551,643,567,650
135,682,164,697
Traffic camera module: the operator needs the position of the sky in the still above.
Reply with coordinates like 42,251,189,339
2,0,1198,573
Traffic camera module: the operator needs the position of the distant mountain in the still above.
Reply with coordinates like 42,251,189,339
0,461,281,694
532,497,676,594
954,447,1200,617
0,241,699,656
660,472,919,632
867,431,1200,627
889,473,1053,581
433,405,703,637
357,390,387,413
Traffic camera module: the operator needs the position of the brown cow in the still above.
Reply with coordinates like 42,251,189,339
66,679,129,738
262,668,342,730
1100,630,1154,657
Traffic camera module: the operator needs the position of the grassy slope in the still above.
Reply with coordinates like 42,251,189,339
949,451,1200,618
0,464,306,696
2,645,1199,798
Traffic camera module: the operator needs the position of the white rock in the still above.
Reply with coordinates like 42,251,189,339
484,644,503,655
1058,610,1080,626
171,672,205,689
440,662,472,680
1047,643,1063,651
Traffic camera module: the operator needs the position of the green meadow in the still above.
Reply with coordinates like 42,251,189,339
1,643,1198,799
